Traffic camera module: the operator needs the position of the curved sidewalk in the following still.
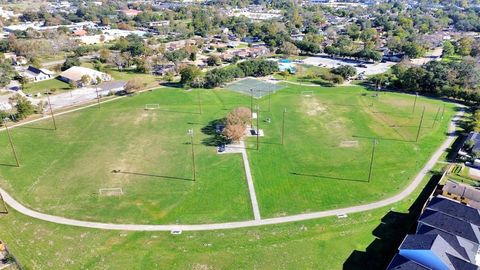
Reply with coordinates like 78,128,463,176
0,109,464,231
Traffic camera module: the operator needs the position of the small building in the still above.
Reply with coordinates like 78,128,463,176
59,66,111,87
442,180,480,208
22,66,54,82
121,9,142,17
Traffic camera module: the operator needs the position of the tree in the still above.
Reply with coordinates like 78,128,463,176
332,65,357,79
61,56,80,71
110,53,125,71
403,42,426,58
457,37,473,56
99,48,111,63
0,62,16,87
125,78,143,93
12,95,34,119
443,40,455,57
277,42,300,55
80,75,91,86
222,107,252,142
164,49,189,66
180,65,202,86
206,55,222,66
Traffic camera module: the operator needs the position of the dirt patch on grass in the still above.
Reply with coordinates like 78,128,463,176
339,140,358,148
303,97,327,116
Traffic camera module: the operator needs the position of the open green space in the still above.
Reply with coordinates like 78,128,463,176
0,83,456,225
0,163,444,269
22,77,71,95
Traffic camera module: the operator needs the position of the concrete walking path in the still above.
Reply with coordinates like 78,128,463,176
240,142,262,221
0,95,465,231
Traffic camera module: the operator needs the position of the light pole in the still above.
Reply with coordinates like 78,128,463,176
188,129,196,181
282,108,287,145
3,118,20,167
367,139,377,182
46,92,57,130
256,105,260,150
95,84,101,108
250,89,254,121
440,104,446,119
415,107,426,142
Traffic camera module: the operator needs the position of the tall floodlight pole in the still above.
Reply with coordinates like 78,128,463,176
415,107,426,142
432,106,441,128
256,105,260,150
95,84,101,108
188,129,196,181
250,89,254,121
367,139,377,182
197,90,202,114
282,108,286,145
46,93,57,130
412,92,419,113
3,119,20,167
441,104,446,119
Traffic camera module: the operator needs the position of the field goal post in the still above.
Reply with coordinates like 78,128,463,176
301,91,314,97
145,104,160,110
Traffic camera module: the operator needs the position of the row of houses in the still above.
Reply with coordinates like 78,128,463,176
387,180,480,270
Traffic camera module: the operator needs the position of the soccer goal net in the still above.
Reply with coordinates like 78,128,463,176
302,91,314,97
145,104,160,110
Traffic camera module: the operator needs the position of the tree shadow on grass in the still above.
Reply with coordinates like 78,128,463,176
0,163,17,168
343,171,443,270
290,172,367,183
201,119,229,147
113,171,194,182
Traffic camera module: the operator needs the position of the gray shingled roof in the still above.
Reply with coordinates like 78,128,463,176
427,197,480,227
387,254,431,270
418,209,480,244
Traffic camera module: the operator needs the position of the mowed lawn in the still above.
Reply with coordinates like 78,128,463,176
244,84,456,217
0,88,253,224
0,84,456,224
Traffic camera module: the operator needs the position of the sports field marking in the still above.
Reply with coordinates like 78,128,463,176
99,188,123,196
144,104,160,110
339,141,359,148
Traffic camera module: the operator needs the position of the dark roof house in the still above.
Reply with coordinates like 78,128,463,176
426,197,480,227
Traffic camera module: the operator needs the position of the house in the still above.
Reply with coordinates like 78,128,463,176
417,209,480,245
425,197,480,227
396,234,479,270
59,66,111,86
21,66,54,82
442,180,480,208
387,254,431,269
73,29,87,36
121,9,142,17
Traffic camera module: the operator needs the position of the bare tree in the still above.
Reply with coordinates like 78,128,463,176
222,107,252,142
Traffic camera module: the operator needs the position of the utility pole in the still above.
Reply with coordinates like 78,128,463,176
250,89,254,121
412,93,418,114
440,104,446,119
188,129,196,181
415,107,426,142
367,139,377,182
95,85,101,108
432,106,441,128
256,105,260,150
3,119,20,167
197,90,202,114
46,93,57,130
282,108,286,145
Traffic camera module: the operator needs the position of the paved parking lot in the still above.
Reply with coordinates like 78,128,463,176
302,55,396,75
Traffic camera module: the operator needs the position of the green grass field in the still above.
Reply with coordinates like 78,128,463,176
0,84,456,226
22,78,71,95
0,165,443,269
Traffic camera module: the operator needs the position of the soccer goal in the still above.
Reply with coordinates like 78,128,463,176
145,104,160,110
302,91,314,97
